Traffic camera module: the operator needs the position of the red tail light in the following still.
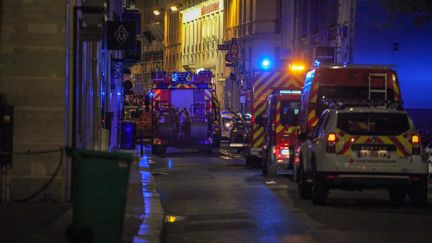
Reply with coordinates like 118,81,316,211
411,134,420,155
326,133,337,153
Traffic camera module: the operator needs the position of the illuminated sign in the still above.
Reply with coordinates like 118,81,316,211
201,2,219,15
279,90,302,95
182,0,222,22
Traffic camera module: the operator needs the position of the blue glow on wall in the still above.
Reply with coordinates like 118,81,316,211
353,0,432,108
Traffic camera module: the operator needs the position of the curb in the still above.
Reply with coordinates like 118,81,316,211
131,149,165,243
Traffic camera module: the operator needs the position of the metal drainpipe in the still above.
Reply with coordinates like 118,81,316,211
92,41,101,150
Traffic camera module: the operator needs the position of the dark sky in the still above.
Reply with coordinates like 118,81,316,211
353,0,432,108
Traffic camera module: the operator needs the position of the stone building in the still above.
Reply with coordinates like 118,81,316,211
0,0,133,202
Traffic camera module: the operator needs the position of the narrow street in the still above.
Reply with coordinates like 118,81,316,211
151,145,432,243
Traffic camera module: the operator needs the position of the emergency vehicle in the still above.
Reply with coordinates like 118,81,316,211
299,65,403,136
151,70,220,155
297,104,428,206
246,71,304,166
261,90,302,176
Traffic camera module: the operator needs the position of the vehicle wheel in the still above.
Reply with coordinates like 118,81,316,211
266,153,276,177
388,188,406,204
409,180,428,207
311,174,329,206
297,166,312,199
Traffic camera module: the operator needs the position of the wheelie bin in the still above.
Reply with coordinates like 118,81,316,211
65,148,134,243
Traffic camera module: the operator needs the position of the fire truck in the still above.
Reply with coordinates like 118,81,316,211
299,65,403,136
151,70,220,155
261,90,302,176
246,71,304,166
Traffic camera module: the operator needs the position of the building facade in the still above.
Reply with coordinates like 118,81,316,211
224,0,293,112
292,0,355,65
0,0,135,202
163,0,226,107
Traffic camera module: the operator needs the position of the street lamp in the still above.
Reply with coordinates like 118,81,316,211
153,8,164,16
170,2,182,12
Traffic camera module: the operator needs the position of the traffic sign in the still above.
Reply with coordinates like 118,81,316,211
229,38,238,61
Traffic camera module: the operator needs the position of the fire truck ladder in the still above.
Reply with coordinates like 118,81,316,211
368,73,388,107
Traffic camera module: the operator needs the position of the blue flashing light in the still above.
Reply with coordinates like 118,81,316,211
149,91,154,97
117,92,121,96
259,57,273,70
313,60,321,67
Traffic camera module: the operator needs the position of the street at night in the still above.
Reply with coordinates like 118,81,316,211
2,0,432,242
152,145,432,243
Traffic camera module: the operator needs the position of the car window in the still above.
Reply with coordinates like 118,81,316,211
312,111,328,138
280,101,301,126
337,112,409,135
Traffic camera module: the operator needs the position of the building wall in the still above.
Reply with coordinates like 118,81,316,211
293,0,355,65
0,0,67,201
136,0,163,93
224,0,282,112
176,0,226,107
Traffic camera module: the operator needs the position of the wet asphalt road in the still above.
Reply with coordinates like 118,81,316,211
150,146,432,243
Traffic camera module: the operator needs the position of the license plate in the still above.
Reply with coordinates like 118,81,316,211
357,150,390,159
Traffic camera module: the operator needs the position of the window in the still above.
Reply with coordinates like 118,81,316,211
312,110,329,138
280,100,300,126
316,86,395,116
337,113,410,135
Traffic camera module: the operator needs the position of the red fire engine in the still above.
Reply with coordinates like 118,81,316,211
261,89,302,176
246,71,304,166
151,70,220,155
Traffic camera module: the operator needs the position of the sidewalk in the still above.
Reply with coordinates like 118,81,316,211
0,146,164,243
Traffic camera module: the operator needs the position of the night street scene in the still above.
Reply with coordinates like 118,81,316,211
1,0,432,242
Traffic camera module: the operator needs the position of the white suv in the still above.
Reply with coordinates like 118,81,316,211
296,107,428,206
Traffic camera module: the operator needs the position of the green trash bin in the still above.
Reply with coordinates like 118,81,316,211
66,148,134,243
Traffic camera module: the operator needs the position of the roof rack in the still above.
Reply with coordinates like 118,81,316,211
322,98,403,110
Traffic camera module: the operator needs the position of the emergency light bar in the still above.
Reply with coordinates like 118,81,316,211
279,90,302,95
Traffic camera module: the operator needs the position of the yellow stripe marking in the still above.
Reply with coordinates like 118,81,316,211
253,127,264,140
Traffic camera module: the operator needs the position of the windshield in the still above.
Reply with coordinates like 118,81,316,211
280,101,300,126
337,112,409,135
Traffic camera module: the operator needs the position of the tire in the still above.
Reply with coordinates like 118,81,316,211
311,174,329,206
388,187,406,204
267,153,276,177
297,165,312,199
409,180,428,207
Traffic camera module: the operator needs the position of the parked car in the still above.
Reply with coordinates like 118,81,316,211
221,112,235,140
229,117,249,152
